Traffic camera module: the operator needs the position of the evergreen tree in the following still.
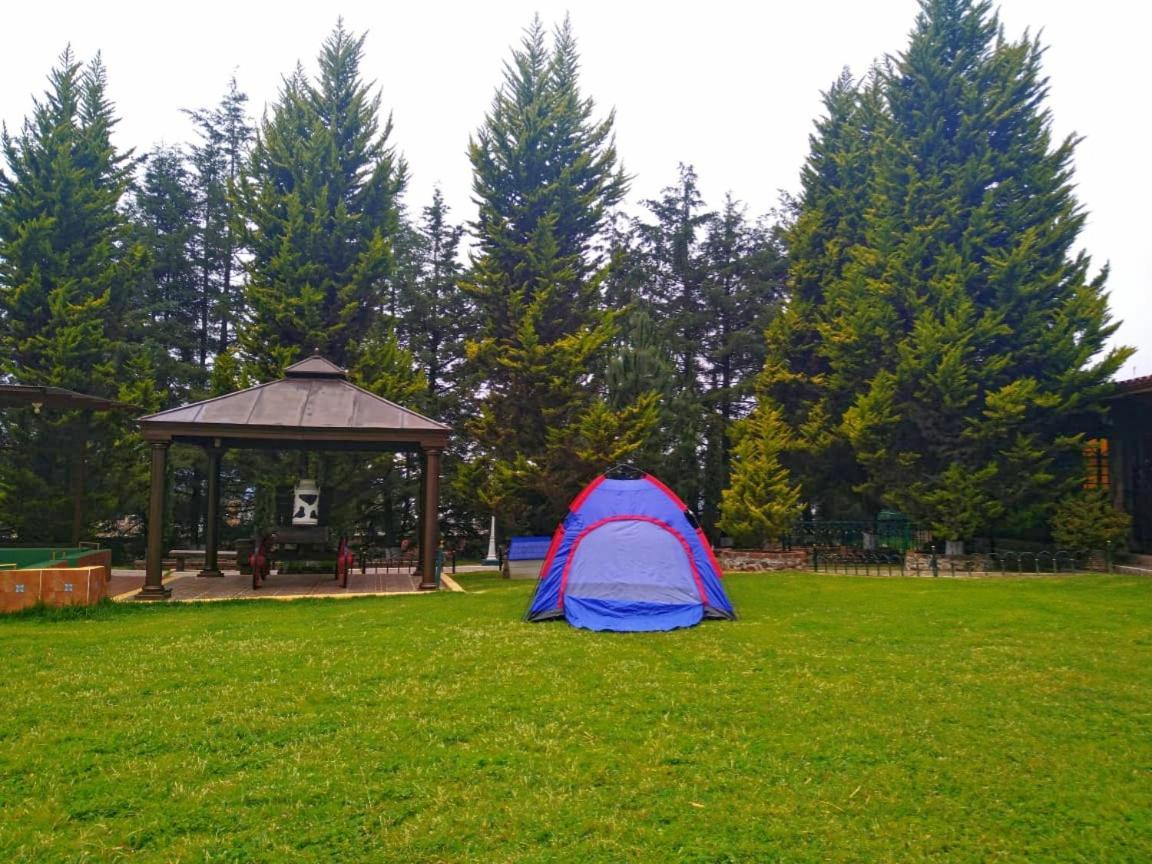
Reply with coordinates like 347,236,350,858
388,190,479,540
633,164,711,385
463,17,653,532
605,307,678,471
606,308,677,412
0,49,151,541
624,166,787,532
351,323,427,405
394,188,472,415
732,0,1130,543
841,0,1128,541
717,401,802,547
698,197,787,531
756,68,885,518
1050,488,1131,551
239,22,406,378
628,165,712,514
131,145,202,404
185,77,253,360
701,197,786,424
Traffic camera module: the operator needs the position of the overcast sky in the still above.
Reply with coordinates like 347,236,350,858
3,1,1148,374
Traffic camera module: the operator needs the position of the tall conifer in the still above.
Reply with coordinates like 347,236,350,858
464,17,652,532
0,50,150,541
754,69,885,518
185,77,253,360
132,145,202,403
239,22,405,378
730,0,1130,542
841,0,1128,540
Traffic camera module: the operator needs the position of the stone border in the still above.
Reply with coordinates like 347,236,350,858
717,549,809,572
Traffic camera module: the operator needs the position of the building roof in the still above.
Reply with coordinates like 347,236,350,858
1114,374,1152,397
139,355,449,450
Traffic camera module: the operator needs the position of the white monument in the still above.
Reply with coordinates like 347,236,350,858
483,515,500,566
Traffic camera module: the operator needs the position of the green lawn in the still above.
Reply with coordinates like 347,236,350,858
1,573,1150,863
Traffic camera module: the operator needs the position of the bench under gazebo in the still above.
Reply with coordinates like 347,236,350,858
135,356,450,599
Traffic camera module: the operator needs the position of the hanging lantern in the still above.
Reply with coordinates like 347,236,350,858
293,479,320,526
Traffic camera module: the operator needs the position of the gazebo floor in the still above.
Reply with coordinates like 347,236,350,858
107,566,462,603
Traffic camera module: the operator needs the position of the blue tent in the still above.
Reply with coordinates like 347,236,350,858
526,469,735,631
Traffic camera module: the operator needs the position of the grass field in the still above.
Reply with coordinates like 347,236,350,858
2,572,1150,863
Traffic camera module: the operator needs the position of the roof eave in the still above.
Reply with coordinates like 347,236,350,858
140,421,450,449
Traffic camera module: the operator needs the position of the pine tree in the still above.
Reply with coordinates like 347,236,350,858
132,145,203,404
185,77,253,360
628,165,712,513
464,17,653,532
735,0,1131,543
1050,488,1130,551
394,188,473,415
0,49,151,541
605,307,678,470
623,167,787,532
351,323,427,405
753,68,885,518
239,22,406,378
718,401,802,547
698,197,788,532
634,164,711,385
840,0,1129,541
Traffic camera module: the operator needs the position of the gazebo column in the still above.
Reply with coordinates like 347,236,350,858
198,443,224,577
136,441,173,600
419,447,442,590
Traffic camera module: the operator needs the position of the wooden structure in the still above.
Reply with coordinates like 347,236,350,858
0,384,137,545
1106,376,1152,551
135,356,450,599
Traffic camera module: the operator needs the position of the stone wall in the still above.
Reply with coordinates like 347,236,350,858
904,550,1107,576
716,549,809,572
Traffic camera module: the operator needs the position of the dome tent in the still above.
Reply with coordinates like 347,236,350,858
526,467,736,631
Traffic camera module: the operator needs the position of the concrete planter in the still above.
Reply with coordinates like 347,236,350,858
1,565,108,612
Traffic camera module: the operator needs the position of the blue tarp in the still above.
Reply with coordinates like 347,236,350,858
526,472,735,632
507,536,553,561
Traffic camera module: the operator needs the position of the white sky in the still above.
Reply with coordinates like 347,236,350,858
3,1,1149,373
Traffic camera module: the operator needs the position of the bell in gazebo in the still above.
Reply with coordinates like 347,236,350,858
292,479,320,526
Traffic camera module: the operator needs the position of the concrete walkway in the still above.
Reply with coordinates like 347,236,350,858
109,565,473,603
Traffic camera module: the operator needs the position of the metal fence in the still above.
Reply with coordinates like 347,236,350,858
787,519,927,552
812,549,907,576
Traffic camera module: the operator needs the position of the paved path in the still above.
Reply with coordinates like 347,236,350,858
109,566,473,603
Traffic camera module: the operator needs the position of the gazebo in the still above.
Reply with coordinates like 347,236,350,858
0,383,138,545
135,356,450,599
0,383,137,413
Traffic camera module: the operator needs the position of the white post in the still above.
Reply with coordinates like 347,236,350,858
483,515,500,566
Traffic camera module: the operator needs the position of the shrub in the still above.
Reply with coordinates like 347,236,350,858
1050,489,1131,550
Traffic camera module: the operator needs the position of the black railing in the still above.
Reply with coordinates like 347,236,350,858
788,519,926,552
811,549,906,576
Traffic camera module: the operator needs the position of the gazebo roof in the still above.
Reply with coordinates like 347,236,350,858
0,383,137,413
139,355,450,450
